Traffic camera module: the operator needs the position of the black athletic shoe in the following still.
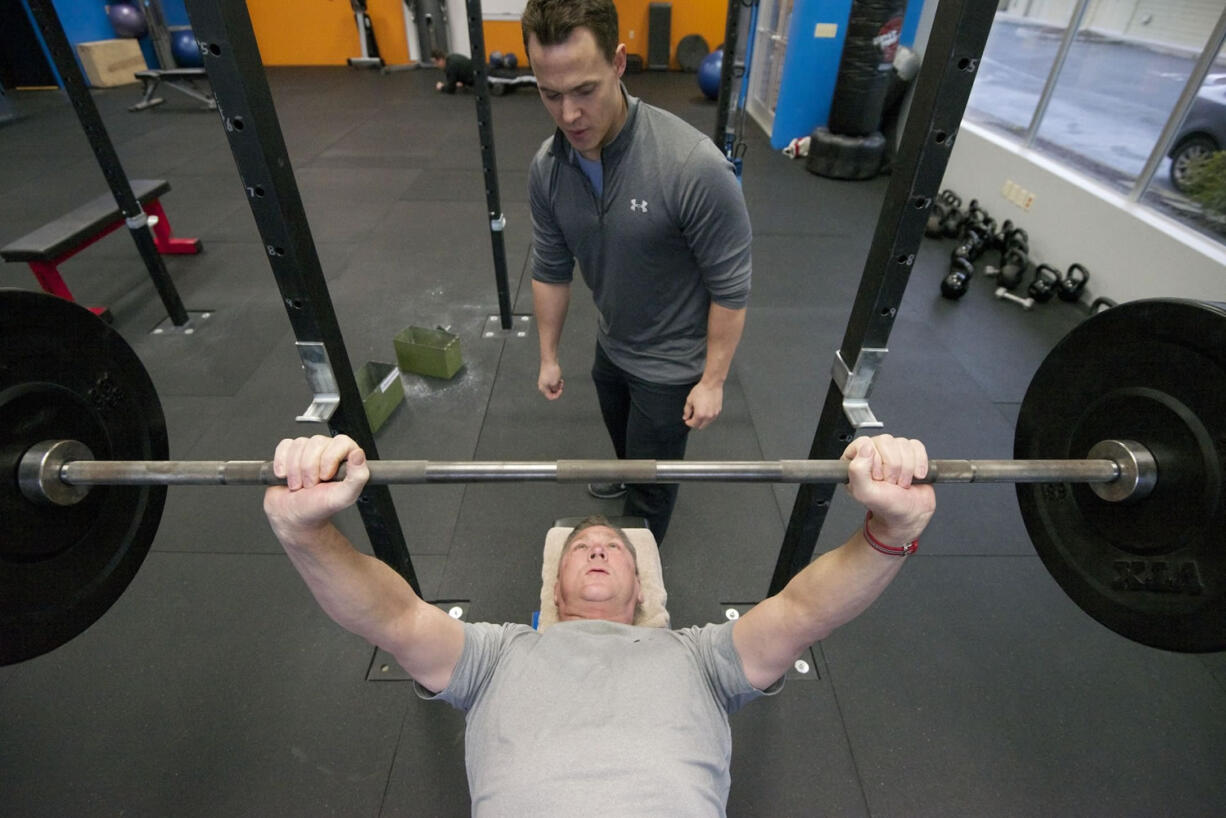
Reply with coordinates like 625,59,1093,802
587,482,627,499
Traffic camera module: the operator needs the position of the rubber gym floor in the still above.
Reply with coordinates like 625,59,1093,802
2,67,1224,816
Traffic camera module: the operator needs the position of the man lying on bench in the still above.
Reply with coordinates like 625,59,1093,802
264,433,935,813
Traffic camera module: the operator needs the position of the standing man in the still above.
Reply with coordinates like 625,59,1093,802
432,48,475,93
523,0,753,543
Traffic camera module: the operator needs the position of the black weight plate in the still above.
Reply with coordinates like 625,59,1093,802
676,34,710,73
1015,299,1226,652
0,289,168,665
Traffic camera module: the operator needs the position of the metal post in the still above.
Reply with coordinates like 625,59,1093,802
1129,5,1226,201
142,0,177,71
712,0,742,146
465,0,514,330
24,0,191,327
772,0,999,596
1023,0,1092,147
182,0,419,595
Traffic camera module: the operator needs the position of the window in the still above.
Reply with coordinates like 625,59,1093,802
966,3,1077,139
965,0,1226,247
1139,44,1226,243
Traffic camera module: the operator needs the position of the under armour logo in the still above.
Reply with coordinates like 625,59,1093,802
630,199,649,213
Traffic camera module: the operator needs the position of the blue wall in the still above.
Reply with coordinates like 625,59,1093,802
25,0,190,85
770,0,854,150
769,0,925,149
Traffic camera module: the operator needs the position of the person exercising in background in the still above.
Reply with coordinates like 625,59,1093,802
522,0,753,544
432,49,475,93
264,432,934,814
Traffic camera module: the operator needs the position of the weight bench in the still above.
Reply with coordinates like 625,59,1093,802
129,69,216,112
0,179,201,322
488,71,537,96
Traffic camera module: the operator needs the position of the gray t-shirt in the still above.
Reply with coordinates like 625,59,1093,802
417,619,781,816
529,91,753,384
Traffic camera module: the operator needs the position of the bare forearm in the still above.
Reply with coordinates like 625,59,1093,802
779,532,907,644
274,521,422,646
532,279,570,362
702,303,746,386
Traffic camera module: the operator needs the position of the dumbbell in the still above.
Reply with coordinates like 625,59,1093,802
941,256,975,299
1058,263,1090,303
996,286,1034,310
1029,264,1062,303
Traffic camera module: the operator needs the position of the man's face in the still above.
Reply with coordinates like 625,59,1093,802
527,27,627,161
555,525,642,624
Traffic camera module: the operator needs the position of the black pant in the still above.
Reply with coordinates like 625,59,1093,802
591,341,695,543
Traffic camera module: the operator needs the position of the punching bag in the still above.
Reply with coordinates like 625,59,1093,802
827,0,907,137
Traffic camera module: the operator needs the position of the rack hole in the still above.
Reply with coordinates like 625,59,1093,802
208,43,221,56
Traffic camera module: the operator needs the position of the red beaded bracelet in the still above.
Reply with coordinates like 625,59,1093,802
863,511,919,557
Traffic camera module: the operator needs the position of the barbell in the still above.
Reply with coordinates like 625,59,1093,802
2,289,1224,664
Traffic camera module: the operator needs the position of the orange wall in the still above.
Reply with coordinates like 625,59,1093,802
482,20,527,64
617,1,727,70
247,1,722,69
248,0,409,66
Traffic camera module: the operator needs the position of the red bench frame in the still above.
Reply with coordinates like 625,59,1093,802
6,189,200,322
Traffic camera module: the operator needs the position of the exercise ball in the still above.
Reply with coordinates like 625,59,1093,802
107,3,148,38
171,30,203,68
697,50,722,101
503,52,517,69
489,51,504,69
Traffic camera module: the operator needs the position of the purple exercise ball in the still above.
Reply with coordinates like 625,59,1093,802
107,3,148,38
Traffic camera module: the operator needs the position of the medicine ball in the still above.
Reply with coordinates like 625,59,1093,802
171,30,203,68
107,3,148,38
697,51,722,101
503,52,518,69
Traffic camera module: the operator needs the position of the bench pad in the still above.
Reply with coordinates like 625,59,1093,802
1,179,170,262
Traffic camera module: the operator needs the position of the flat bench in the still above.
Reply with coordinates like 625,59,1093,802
129,68,216,112
488,70,537,96
0,179,201,322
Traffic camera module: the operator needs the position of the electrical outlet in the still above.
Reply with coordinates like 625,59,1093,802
628,29,635,39
1001,179,1034,211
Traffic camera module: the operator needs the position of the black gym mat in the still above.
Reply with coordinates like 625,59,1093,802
2,67,1224,818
